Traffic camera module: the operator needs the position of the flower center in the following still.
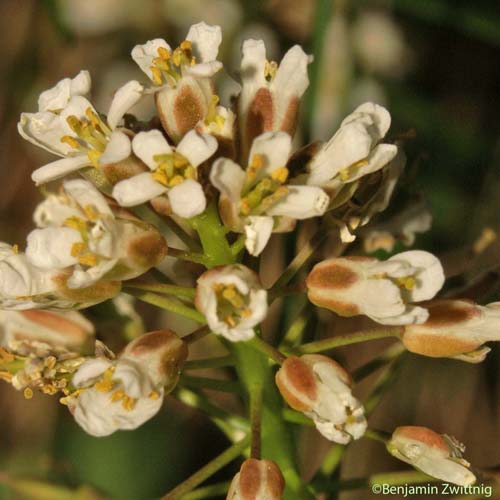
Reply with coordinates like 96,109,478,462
213,283,252,328
61,107,113,167
151,152,196,187
239,154,289,216
264,60,278,82
203,95,226,132
338,158,369,182
151,41,196,87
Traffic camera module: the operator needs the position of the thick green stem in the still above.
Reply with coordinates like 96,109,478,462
125,290,206,324
248,336,286,365
162,435,250,500
124,281,196,299
296,327,403,354
190,202,235,268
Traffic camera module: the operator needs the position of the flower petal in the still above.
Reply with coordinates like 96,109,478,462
176,130,217,167
345,102,391,140
132,130,172,169
413,456,476,486
184,61,223,78
210,158,245,201
31,155,90,185
99,131,132,165
348,143,398,183
244,215,274,256
131,38,171,82
273,45,311,98
268,186,329,219
73,358,113,388
25,227,80,269
240,39,267,90
63,179,114,217
167,180,207,218
112,172,168,206
37,70,91,112
107,80,144,130
248,131,292,172
186,22,222,63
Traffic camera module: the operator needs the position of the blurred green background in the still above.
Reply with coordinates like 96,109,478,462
0,0,499,498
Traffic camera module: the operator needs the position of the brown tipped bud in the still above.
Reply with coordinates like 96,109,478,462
101,154,149,185
227,458,285,500
0,310,94,352
121,329,188,391
402,299,500,362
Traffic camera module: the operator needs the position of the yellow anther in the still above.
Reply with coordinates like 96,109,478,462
271,167,289,184
151,66,163,86
149,390,160,400
83,204,98,221
60,135,81,149
23,387,33,400
169,175,184,187
214,115,225,129
44,356,57,370
85,107,101,128
87,149,102,168
122,396,136,411
110,389,125,402
241,308,252,318
250,154,263,170
184,166,196,179
78,254,98,267
172,48,183,67
395,276,416,290
180,40,192,51
64,216,87,234
225,316,237,327
240,198,251,216
264,60,278,80
339,168,350,181
157,46,171,60
12,244,19,254
152,171,168,186
66,115,82,132
71,242,85,257
173,155,189,168
95,378,114,393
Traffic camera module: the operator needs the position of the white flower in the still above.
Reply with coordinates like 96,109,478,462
238,39,311,159
26,179,167,289
227,458,285,500
112,129,216,217
276,355,367,444
306,250,445,325
69,330,187,437
402,299,500,363
387,426,476,486
0,309,94,352
132,23,234,143
305,102,398,193
210,131,329,256
18,73,143,184
195,264,267,342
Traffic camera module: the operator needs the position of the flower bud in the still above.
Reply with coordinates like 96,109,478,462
275,354,366,444
0,309,94,352
402,299,500,362
306,250,444,325
387,426,476,486
195,265,268,342
69,330,187,436
227,458,285,500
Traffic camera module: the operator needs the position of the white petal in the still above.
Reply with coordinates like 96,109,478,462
26,227,80,269
176,130,217,167
63,179,114,217
373,305,429,326
31,155,90,185
73,358,112,388
268,185,329,219
248,131,292,173
99,131,132,165
348,143,398,182
37,70,91,112
413,456,476,486
184,61,223,78
244,216,274,256
357,278,406,319
241,38,266,81
112,172,168,206
273,45,311,98
210,158,245,201
186,22,222,63
33,195,82,228
18,111,73,156
132,130,172,169
347,102,391,139
60,96,96,127
167,180,207,218
66,259,117,289
107,80,144,130
131,38,171,81
389,250,445,302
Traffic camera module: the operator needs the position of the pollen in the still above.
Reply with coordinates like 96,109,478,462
271,167,289,184
23,387,34,399
78,254,98,267
71,242,85,257
122,396,136,411
264,60,278,80
395,276,416,290
12,244,19,254
60,135,81,149
83,204,99,221
149,390,160,400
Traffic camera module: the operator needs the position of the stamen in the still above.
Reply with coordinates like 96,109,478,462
264,60,278,81
23,387,33,399
78,254,98,267
71,242,85,257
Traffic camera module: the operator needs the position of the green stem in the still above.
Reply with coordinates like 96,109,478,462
162,435,250,500
320,444,345,476
168,247,208,265
190,202,235,268
125,290,206,324
231,234,246,256
249,382,263,459
124,281,196,299
181,375,241,393
184,355,234,371
296,327,403,354
282,408,314,427
364,429,389,444
248,336,286,365
182,326,211,344
180,481,232,500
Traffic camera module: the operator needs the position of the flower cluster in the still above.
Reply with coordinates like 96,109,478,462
1,19,497,499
